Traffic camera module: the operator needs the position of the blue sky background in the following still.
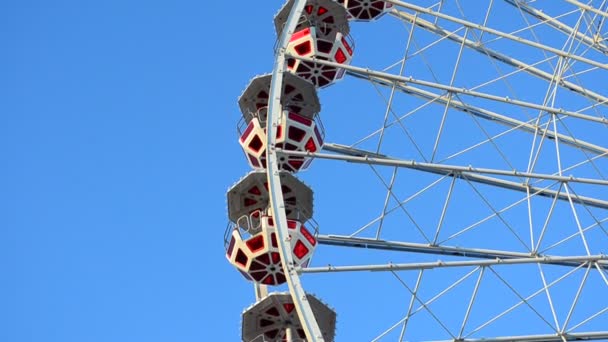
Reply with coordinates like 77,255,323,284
2,1,607,341
1,1,264,340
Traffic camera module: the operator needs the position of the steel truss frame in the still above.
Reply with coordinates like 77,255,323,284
264,0,608,341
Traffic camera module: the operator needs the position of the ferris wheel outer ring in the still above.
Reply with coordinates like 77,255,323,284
266,0,325,341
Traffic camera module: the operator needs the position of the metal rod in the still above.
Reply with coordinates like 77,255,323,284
291,148,608,186
300,255,608,273
290,55,608,125
280,149,608,210
386,0,608,70
561,264,591,332
564,0,608,19
534,182,563,253
343,76,608,157
254,284,268,301
503,0,608,55
376,167,398,239
458,258,485,338
465,264,585,337
409,268,479,317
399,270,423,341
537,263,560,331
433,176,457,245
390,8,608,104
427,331,608,342
315,234,608,268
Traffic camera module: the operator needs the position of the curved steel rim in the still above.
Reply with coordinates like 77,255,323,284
266,0,325,340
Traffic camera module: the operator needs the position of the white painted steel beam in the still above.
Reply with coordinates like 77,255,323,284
290,55,608,124
564,0,608,19
503,0,608,55
429,331,608,342
386,0,608,71
315,235,608,268
280,149,608,209
266,0,323,340
300,254,608,273
390,9,608,103
348,73,608,157
315,145,608,186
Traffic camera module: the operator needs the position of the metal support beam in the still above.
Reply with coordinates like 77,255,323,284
254,284,268,301
428,331,608,342
348,74,608,157
300,254,608,273
564,0,608,19
503,0,608,55
290,55,608,125
266,1,323,340
280,149,608,209
390,9,608,103
287,55,608,159
315,235,608,268
386,0,608,70
307,147,608,186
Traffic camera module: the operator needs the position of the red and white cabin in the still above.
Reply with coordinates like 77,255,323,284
239,110,324,172
227,170,314,231
238,73,320,124
286,26,354,88
337,0,393,21
225,216,317,285
241,292,336,342
274,0,350,41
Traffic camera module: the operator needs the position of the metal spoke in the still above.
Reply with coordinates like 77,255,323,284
487,266,557,332
564,183,592,255
561,263,592,332
464,263,587,338
369,163,431,243
376,167,398,239
375,13,417,155
540,216,608,254
280,150,608,210
386,0,608,70
288,56,608,124
390,9,608,105
399,270,424,341
504,0,608,55
462,175,530,251
300,255,608,273
537,264,561,331
390,270,456,339
534,182,563,253
432,176,457,245
459,267,485,338
567,306,608,332
315,235,608,268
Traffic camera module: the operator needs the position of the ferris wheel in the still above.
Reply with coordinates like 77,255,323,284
225,0,608,341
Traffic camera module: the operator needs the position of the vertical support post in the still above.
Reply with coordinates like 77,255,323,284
254,284,268,301
286,326,294,342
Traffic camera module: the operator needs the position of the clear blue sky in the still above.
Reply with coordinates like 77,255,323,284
1,1,266,340
2,1,607,341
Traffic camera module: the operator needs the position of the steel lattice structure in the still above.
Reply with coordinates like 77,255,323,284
230,0,608,341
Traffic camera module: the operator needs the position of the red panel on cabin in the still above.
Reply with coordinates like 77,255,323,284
290,27,311,42
248,135,263,152
301,226,317,246
293,240,310,259
246,235,265,253
305,137,317,152
240,122,254,143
